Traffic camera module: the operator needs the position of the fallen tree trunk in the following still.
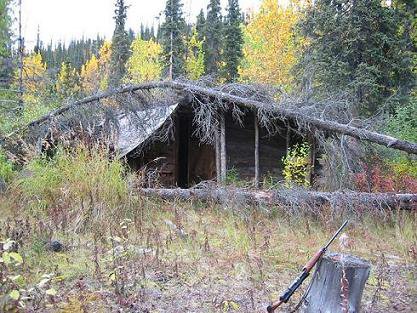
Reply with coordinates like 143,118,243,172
24,81,168,130
140,187,417,210
14,80,417,155
167,81,417,155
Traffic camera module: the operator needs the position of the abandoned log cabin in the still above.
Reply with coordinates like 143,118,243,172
116,94,315,188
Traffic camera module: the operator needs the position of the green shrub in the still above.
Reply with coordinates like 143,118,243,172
390,157,417,178
386,99,417,178
282,142,310,187
387,100,417,143
0,149,14,183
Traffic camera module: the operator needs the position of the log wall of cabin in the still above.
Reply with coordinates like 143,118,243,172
126,140,178,187
225,110,299,181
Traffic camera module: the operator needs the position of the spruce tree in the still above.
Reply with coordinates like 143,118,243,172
128,28,135,45
161,0,187,79
222,0,243,82
0,0,12,85
109,0,129,87
204,0,222,76
34,26,41,54
195,9,206,44
297,0,415,115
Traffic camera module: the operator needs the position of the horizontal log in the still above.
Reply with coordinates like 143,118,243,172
140,187,417,210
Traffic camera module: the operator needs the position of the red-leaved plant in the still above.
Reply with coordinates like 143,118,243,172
354,163,417,193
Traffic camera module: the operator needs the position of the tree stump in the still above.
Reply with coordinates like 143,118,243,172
302,253,371,313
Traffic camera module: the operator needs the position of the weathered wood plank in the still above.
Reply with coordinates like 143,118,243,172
255,115,260,188
220,112,227,183
215,126,221,183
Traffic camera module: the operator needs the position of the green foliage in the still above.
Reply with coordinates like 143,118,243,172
109,0,130,87
0,95,60,134
0,149,14,183
140,24,155,41
0,239,25,310
40,37,105,71
387,99,417,143
297,0,416,115
225,167,240,185
390,157,417,178
18,146,128,230
56,62,82,99
262,175,280,190
161,0,187,78
195,9,206,44
0,0,12,83
0,0,11,57
386,99,417,177
222,0,243,82
185,28,205,80
204,0,223,76
0,238,58,311
282,142,310,187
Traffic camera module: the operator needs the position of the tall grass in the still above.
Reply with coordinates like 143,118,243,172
10,145,129,232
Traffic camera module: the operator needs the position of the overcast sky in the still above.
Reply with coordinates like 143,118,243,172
19,0,262,49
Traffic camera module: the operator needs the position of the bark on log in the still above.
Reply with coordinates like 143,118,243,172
140,187,417,210
302,253,370,313
16,80,417,155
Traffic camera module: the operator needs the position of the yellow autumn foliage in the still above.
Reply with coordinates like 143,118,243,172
185,29,205,80
80,54,100,94
19,52,47,94
239,0,305,88
98,41,112,90
125,37,162,83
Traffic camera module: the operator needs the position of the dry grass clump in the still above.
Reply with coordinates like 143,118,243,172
2,144,131,232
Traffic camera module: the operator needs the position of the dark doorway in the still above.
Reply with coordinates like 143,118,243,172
177,115,190,188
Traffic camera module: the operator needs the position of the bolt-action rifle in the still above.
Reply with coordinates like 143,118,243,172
267,220,349,313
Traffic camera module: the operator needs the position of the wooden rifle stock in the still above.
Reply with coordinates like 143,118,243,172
267,221,348,313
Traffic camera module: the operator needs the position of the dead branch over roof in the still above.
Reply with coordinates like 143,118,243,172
140,187,417,211
12,80,417,155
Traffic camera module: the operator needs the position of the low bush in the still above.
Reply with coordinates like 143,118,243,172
282,142,310,187
0,149,14,183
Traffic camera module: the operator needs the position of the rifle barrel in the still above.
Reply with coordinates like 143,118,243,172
324,220,348,250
